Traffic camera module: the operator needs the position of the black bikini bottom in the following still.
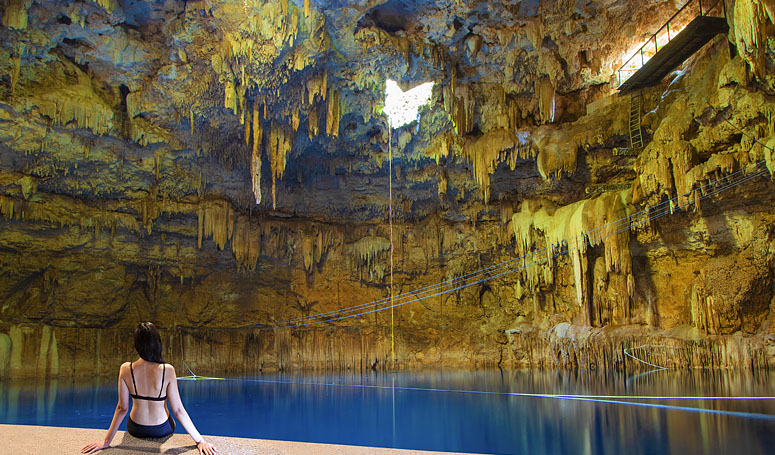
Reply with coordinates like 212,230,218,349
127,415,176,439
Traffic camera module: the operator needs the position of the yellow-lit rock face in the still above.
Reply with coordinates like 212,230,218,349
1,0,775,377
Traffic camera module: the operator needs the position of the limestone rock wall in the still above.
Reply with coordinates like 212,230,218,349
1,1,775,377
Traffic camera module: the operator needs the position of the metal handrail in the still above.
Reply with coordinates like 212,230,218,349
617,0,726,87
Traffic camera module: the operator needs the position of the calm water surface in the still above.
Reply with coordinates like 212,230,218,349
1,369,774,454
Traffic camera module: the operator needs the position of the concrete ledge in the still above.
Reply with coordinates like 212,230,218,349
0,424,468,455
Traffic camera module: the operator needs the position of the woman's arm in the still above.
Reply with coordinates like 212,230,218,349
81,363,131,453
166,364,217,454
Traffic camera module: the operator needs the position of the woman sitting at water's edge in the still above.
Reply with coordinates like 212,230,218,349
82,322,217,454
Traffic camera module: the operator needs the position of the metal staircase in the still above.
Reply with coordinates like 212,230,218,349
629,91,644,151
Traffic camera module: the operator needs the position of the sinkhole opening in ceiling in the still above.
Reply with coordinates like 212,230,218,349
383,79,434,129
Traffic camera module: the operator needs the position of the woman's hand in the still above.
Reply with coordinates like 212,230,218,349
81,441,110,453
197,439,217,455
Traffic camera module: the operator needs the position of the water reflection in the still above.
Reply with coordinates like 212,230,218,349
1,369,774,454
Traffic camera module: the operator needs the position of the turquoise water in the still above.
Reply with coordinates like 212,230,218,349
1,369,774,454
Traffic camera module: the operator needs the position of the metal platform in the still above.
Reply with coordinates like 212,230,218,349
618,15,728,93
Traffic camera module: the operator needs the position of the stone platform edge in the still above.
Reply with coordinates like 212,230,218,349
0,424,472,455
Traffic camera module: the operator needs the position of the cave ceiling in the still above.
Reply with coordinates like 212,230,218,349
0,0,703,223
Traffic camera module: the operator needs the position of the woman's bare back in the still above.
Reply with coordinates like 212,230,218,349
122,359,170,426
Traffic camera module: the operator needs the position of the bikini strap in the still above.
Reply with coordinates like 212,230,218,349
158,363,166,398
130,362,138,395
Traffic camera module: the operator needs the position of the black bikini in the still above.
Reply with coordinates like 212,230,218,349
126,362,176,439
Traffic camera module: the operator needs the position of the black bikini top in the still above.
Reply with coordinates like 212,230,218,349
129,361,167,401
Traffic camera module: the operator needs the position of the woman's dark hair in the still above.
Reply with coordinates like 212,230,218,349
134,322,165,363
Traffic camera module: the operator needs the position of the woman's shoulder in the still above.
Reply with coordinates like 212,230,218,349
118,362,131,376
162,363,177,376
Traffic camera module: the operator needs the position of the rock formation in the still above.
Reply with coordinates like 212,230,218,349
1,0,774,378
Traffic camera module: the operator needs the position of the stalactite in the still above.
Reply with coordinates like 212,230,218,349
197,204,204,248
426,134,450,164
288,10,299,46
302,232,315,271
224,80,238,115
2,0,32,30
91,0,115,13
348,235,391,281
326,87,340,137
448,84,474,135
224,33,256,61
512,191,633,324
534,127,577,181
269,121,293,209
507,96,523,130
463,129,518,203
37,78,115,136
535,78,555,124
17,176,36,200
307,106,319,140
232,216,260,270
396,37,411,66
238,88,246,124
299,225,336,272
251,101,263,205
524,19,545,51
189,108,194,135
291,110,300,132
10,54,21,94
0,195,16,219
244,106,251,147
304,0,310,18
196,200,235,250
733,0,775,79
322,71,328,100
437,172,448,205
